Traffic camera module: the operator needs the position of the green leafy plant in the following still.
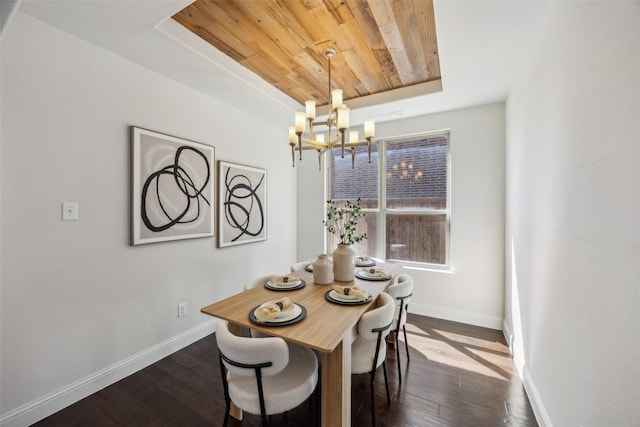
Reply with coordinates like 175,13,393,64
323,198,367,245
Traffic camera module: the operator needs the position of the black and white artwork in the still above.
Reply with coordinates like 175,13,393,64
131,127,215,245
218,161,267,247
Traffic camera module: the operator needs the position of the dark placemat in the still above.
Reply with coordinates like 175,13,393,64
355,270,391,281
264,279,306,291
324,290,373,305
249,304,307,326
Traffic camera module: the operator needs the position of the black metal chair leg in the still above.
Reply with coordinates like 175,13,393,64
219,354,231,427
382,361,391,406
222,401,230,427
396,331,402,384
403,325,410,362
369,370,377,427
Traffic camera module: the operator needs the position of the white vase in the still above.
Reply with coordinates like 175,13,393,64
332,244,355,282
312,254,333,285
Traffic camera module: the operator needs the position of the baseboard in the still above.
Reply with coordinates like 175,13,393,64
0,319,219,427
522,365,553,427
409,302,504,330
502,319,514,357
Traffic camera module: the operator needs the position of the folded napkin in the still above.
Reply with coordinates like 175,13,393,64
271,275,300,285
364,268,391,279
332,284,369,300
255,297,294,322
357,256,371,262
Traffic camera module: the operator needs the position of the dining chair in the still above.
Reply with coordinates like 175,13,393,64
246,273,322,387
351,292,395,427
245,275,273,292
245,275,321,419
290,260,312,273
386,274,414,384
244,275,274,338
215,321,319,427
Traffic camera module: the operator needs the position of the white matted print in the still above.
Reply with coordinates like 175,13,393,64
218,161,267,247
132,127,215,245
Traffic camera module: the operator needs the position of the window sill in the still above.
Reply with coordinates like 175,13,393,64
393,262,455,275
402,265,456,276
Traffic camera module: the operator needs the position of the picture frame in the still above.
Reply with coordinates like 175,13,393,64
218,161,267,247
131,127,215,245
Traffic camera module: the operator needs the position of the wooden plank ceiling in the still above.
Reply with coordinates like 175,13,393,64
173,0,441,107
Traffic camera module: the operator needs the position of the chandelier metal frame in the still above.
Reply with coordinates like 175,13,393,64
288,48,375,169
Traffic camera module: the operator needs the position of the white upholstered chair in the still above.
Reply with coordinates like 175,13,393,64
351,292,395,427
244,275,272,292
386,274,414,383
290,260,312,273
244,275,273,338
215,321,318,427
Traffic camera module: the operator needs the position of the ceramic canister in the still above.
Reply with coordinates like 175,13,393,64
313,254,333,285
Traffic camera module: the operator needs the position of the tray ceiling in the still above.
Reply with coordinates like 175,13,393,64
173,0,442,107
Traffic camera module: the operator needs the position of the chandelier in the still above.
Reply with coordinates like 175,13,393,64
288,48,375,169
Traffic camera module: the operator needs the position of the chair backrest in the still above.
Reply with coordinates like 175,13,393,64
244,275,273,291
386,274,413,329
215,321,289,377
357,292,395,341
243,276,276,339
354,292,395,373
290,261,311,273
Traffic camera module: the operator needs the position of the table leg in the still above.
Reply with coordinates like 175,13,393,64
321,337,352,427
389,330,397,350
226,322,243,421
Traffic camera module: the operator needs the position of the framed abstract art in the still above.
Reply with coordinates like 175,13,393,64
131,127,215,245
218,161,267,247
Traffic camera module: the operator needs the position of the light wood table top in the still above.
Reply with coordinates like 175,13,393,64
201,262,401,427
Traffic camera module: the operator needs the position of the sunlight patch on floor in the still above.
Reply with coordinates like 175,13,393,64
400,323,515,381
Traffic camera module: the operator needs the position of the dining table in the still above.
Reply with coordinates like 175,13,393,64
200,261,402,427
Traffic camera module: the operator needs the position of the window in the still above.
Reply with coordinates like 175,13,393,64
329,131,450,267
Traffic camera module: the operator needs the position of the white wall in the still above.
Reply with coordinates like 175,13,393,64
0,12,296,425
295,148,327,262
297,103,506,329
505,2,640,426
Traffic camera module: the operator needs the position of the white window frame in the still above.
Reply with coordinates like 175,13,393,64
326,129,451,270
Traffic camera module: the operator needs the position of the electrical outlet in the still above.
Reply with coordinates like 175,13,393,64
178,302,187,318
62,202,79,221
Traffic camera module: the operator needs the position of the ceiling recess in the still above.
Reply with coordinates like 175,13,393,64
172,0,442,107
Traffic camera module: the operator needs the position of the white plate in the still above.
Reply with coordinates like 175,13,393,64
267,278,302,288
356,269,391,280
329,290,362,302
355,257,376,267
256,302,302,323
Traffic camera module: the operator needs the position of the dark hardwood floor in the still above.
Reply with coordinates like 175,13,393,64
33,314,537,426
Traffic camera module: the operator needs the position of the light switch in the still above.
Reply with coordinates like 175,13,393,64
62,202,79,221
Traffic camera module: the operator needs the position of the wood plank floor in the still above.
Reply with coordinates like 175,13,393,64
33,314,538,426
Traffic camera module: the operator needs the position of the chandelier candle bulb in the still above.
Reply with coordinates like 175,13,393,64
294,112,306,160
337,106,350,130
349,130,359,143
305,100,316,119
288,126,297,144
331,89,343,109
294,112,306,134
316,133,325,143
364,119,375,138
